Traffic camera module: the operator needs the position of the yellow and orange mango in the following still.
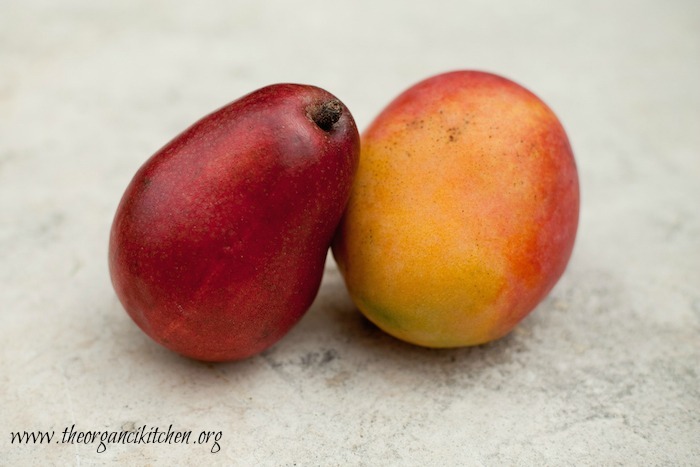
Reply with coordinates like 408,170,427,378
332,70,579,347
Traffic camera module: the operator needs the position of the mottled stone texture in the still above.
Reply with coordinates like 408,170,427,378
1,0,698,465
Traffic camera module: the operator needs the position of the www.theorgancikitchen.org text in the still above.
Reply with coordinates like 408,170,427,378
10,424,222,453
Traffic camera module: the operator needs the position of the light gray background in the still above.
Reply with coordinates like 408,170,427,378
1,0,699,465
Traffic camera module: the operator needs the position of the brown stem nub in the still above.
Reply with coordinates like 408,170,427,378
307,99,342,132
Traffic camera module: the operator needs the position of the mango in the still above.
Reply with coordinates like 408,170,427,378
332,71,579,347
109,84,359,361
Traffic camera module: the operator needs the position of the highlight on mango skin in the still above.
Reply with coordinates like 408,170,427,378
332,70,580,348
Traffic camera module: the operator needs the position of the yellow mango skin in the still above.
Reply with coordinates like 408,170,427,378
332,71,579,348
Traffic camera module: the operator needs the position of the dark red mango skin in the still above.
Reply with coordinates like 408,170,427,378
109,84,359,362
